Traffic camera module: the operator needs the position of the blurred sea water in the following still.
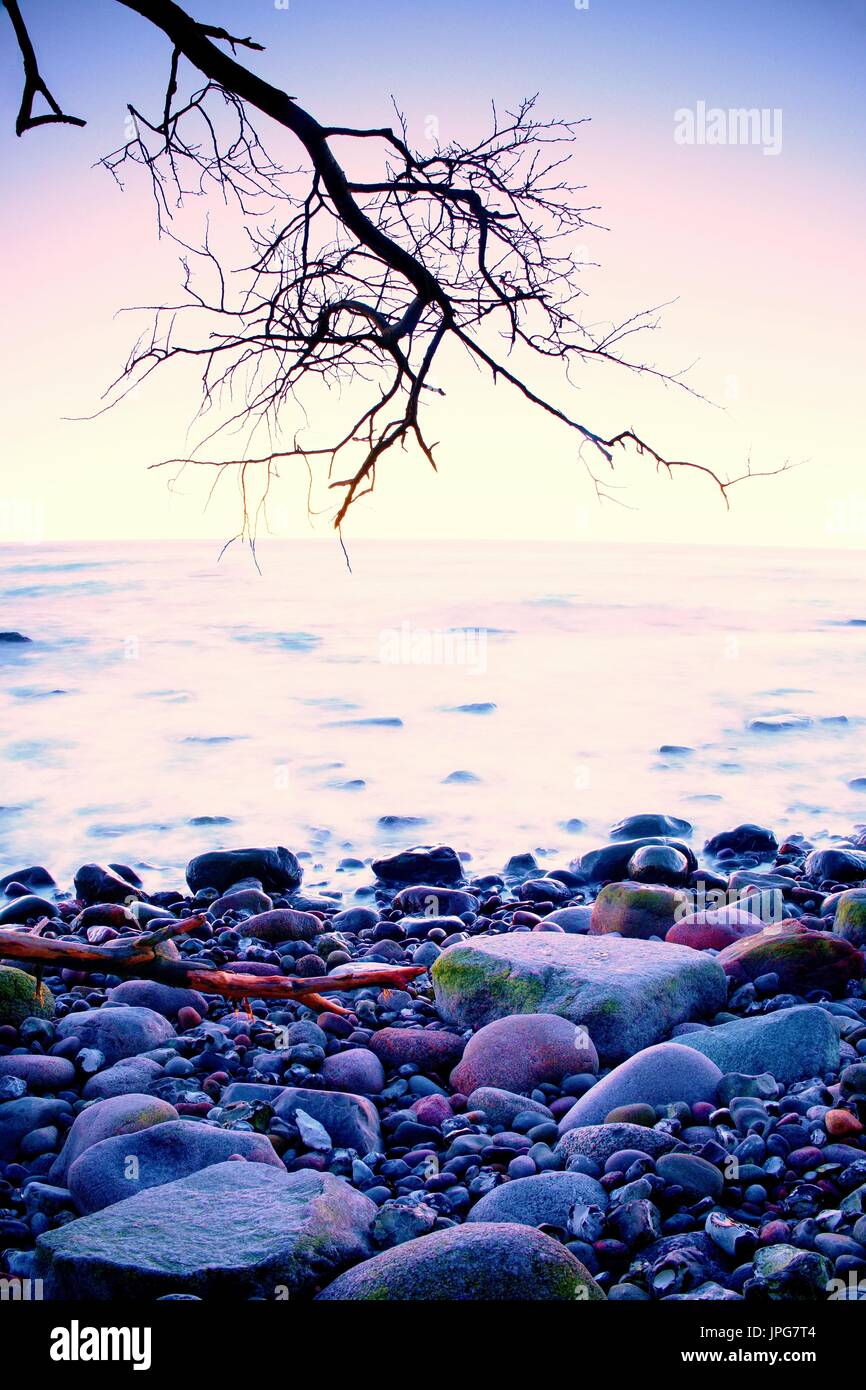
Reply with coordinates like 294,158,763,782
1,538,865,893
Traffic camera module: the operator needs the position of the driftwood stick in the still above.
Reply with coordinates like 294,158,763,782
0,917,425,1006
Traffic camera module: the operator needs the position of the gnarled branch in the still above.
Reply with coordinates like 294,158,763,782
0,917,425,1014
5,0,790,537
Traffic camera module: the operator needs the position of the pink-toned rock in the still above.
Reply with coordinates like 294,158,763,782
666,908,765,951
717,926,865,996
369,1028,465,1074
411,1093,452,1127
240,909,321,943
451,1014,598,1096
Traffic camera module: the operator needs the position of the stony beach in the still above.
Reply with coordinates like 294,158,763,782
2,816,866,1302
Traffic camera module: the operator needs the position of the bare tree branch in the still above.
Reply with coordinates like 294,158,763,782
0,916,424,1014
3,0,86,134
4,0,791,536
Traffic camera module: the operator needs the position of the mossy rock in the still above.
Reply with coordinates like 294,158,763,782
590,880,687,939
833,890,866,950
316,1223,605,1301
0,966,55,1027
717,927,864,997
433,934,726,1063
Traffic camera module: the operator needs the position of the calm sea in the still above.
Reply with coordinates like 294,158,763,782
1,539,864,892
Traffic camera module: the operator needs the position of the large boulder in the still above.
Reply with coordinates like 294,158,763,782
315,1223,604,1301
371,845,464,886
67,1119,283,1213
432,933,726,1064
0,965,55,1027
467,1171,608,1227
50,1095,178,1184
36,1163,375,1299
185,846,302,895
678,1005,840,1086
558,1043,723,1133
450,1014,597,1095
716,927,864,997
590,881,687,939
55,1005,175,1065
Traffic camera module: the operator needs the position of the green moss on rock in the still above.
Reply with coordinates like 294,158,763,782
0,966,55,1027
834,890,866,949
432,951,544,1024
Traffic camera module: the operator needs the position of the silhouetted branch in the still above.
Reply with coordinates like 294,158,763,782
4,0,790,536
3,0,86,135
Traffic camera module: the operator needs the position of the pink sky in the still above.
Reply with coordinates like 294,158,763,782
0,0,863,545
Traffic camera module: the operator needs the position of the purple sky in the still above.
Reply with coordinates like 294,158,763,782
1,0,864,543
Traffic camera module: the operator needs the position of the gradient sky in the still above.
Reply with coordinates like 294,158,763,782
1,0,864,544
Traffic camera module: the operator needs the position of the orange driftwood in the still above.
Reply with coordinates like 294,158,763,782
0,915,425,1015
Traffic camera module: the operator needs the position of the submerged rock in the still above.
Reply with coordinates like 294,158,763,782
432,933,726,1063
704,824,778,858
572,838,696,885
371,845,464,885
609,814,693,841
0,894,59,924
804,847,866,884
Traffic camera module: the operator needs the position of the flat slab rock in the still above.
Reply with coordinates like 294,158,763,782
432,933,726,1063
35,1162,376,1300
